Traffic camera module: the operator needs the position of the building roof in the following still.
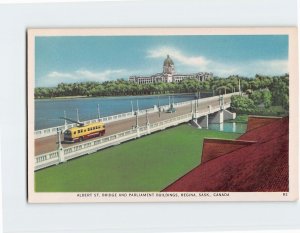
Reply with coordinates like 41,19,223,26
163,55,174,66
162,116,289,192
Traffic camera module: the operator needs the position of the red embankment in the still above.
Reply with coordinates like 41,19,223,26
239,117,288,142
163,116,289,192
246,115,282,132
201,139,256,164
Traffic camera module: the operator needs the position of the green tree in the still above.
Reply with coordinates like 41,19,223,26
249,91,262,105
262,89,272,108
231,95,256,113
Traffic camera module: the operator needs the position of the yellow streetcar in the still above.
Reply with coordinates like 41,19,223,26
62,118,105,143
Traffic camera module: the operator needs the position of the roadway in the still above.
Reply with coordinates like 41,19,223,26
35,96,231,156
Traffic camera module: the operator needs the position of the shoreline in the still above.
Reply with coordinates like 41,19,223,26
34,92,212,100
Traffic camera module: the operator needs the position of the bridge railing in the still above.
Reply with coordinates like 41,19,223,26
34,111,196,171
33,97,236,171
34,151,60,171
34,92,239,139
34,94,239,169
34,107,154,139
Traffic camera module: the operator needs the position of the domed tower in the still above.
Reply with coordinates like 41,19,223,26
163,55,175,75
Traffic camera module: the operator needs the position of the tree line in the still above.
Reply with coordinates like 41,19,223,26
230,74,289,113
35,74,289,110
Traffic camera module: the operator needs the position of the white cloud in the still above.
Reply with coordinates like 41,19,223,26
147,46,210,68
211,59,288,77
37,49,289,87
74,69,126,79
147,46,288,77
47,71,74,78
37,69,130,87
247,59,288,75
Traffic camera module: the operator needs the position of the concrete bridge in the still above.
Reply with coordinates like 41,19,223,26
33,92,239,171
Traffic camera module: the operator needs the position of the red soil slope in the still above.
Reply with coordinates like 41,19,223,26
163,116,289,192
201,139,256,164
246,116,282,132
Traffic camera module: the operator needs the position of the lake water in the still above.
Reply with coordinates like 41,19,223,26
35,93,246,134
208,122,247,134
35,94,206,130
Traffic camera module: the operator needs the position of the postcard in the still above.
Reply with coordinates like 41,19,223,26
27,27,298,203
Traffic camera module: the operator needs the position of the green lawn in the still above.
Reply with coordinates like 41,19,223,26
35,124,241,192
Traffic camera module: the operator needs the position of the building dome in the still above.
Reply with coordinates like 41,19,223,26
163,55,174,66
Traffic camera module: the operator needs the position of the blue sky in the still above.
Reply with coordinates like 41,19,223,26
35,35,288,87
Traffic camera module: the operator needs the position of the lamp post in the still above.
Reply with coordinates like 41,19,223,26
157,96,160,108
146,109,150,134
76,108,79,122
57,129,65,163
131,100,134,114
135,111,139,128
146,109,149,125
64,110,67,130
97,104,101,120
136,100,139,113
57,129,62,149
158,96,161,118
135,110,140,137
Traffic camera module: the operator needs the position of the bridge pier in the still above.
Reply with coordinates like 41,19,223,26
210,109,236,124
223,109,236,120
190,118,201,128
210,110,224,124
190,109,201,128
198,115,209,128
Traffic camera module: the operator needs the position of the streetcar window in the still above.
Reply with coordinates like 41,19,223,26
74,131,76,135
80,130,83,133
64,130,71,135
78,130,80,134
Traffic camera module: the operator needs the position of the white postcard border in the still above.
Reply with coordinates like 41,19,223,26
27,27,298,203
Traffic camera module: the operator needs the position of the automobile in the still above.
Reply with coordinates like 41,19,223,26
166,106,176,113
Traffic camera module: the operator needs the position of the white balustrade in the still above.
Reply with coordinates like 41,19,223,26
34,93,239,171
34,107,157,139
35,93,239,139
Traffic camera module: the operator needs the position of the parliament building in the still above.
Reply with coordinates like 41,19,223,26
129,55,213,84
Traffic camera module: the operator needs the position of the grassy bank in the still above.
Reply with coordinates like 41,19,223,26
225,114,248,124
35,124,241,192
226,105,287,124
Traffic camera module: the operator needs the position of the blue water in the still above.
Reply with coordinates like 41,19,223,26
208,122,247,134
35,94,209,130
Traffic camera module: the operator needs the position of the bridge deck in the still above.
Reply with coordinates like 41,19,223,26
34,95,232,156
